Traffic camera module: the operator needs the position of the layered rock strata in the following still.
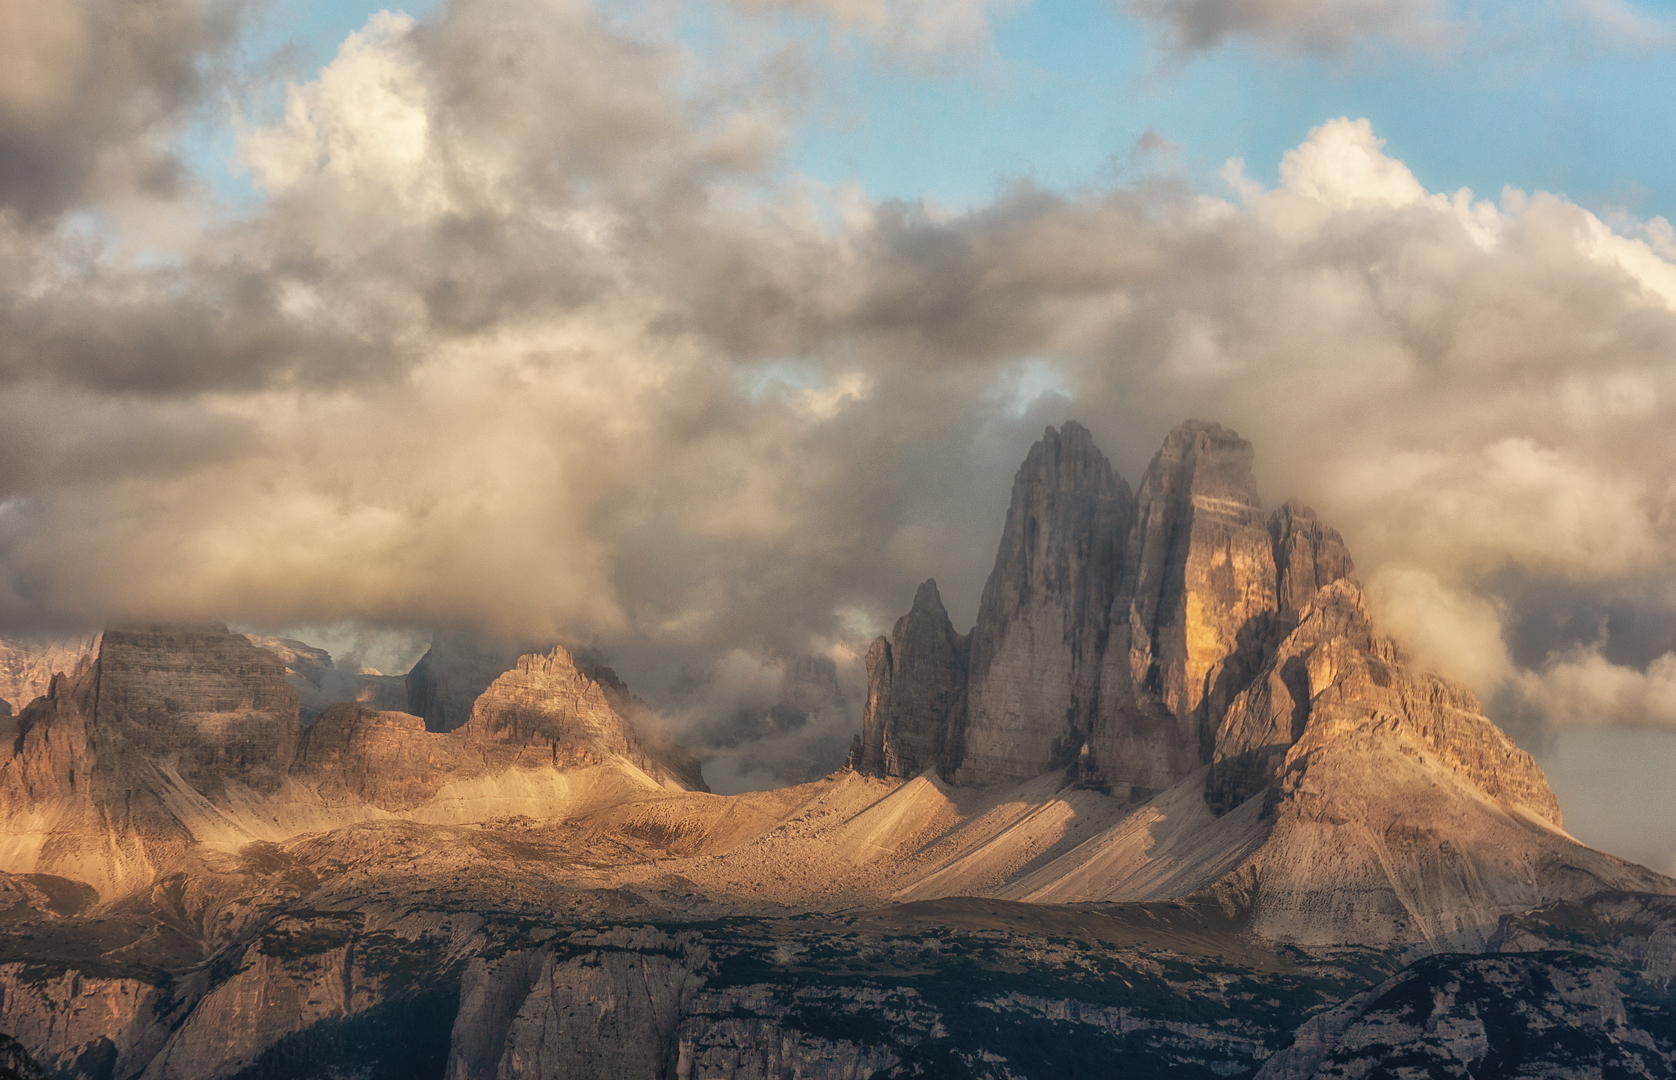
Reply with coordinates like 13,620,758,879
0,629,702,894
0,634,99,716
406,630,542,733
858,419,1357,798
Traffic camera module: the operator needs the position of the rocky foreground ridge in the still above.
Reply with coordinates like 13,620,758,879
0,421,1671,1080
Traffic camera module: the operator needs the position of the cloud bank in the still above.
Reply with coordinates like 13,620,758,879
5,0,1676,779
1124,0,1454,55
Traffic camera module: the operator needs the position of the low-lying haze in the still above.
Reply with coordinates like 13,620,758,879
4,0,1676,868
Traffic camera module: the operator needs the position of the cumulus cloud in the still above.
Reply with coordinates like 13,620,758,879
8,0,1676,784
0,0,241,222
729,0,1007,54
1513,645,1676,729
1124,0,1454,55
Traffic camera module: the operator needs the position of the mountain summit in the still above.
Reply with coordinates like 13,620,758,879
0,421,1669,1079
850,420,1663,947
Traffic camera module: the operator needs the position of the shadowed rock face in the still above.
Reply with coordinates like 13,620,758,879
93,624,301,795
405,631,539,733
849,580,968,780
1270,499,1358,618
952,421,1132,785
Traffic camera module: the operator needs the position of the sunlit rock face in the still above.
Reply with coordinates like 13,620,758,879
0,625,303,895
405,630,538,733
1115,421,1277,733
461,646,697,786
0,627,703,896
0,635,99,716
857,421,1372,801
951,421,1132,786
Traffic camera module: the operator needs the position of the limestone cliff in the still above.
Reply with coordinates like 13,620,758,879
406,630,539,733
95,624,300,795
0,629,702,896
0,634,99,716
460,646,693,786
952,422,1131,785
859,422,1358,800
849,580,968,779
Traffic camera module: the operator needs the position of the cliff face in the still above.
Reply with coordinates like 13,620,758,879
0,630,703,895
0,627,303,895
460,646,693,786
849,580,969,780
0,634,99,716
857,420,1356,800
95,625,301,796
952,422,1131,785
1113,421,1276,733
405,631,538,733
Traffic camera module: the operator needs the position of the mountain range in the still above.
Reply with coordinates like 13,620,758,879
0,420,1671,1079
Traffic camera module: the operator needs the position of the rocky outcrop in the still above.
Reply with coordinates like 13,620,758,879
951,422,1131,785
449,930,709,1080
849,580,968,780
406,631,538,733
0,964,167,1080
1115,421,1276,727
95,624,300,795
0,630,701,895
859,422,1360,801
1257,893,1676,1077
461,647,695,787
1269,499,1357,617
0,634,99,716
246,635,407,723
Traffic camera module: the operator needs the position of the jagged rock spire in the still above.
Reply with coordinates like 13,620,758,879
949,422,1131,785
852,580,968,779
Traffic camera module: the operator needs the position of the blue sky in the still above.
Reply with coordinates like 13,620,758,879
201,0,1676,222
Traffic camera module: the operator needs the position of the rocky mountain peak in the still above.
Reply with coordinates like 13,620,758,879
952,423,1132,785
850,578,968,779
1269,497,1358,616
1119,419,1275,726
404,629,541,733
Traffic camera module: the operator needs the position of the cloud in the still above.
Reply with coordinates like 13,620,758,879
1513,644,1676,729
1123,0,1454,55
0,0,242,222
7,0,1676,785
1566,0,1676,50
728,0,1008,55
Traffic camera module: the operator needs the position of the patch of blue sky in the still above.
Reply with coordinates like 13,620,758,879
176,0,1676,227
788,0,1676,221
736,358,833,400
